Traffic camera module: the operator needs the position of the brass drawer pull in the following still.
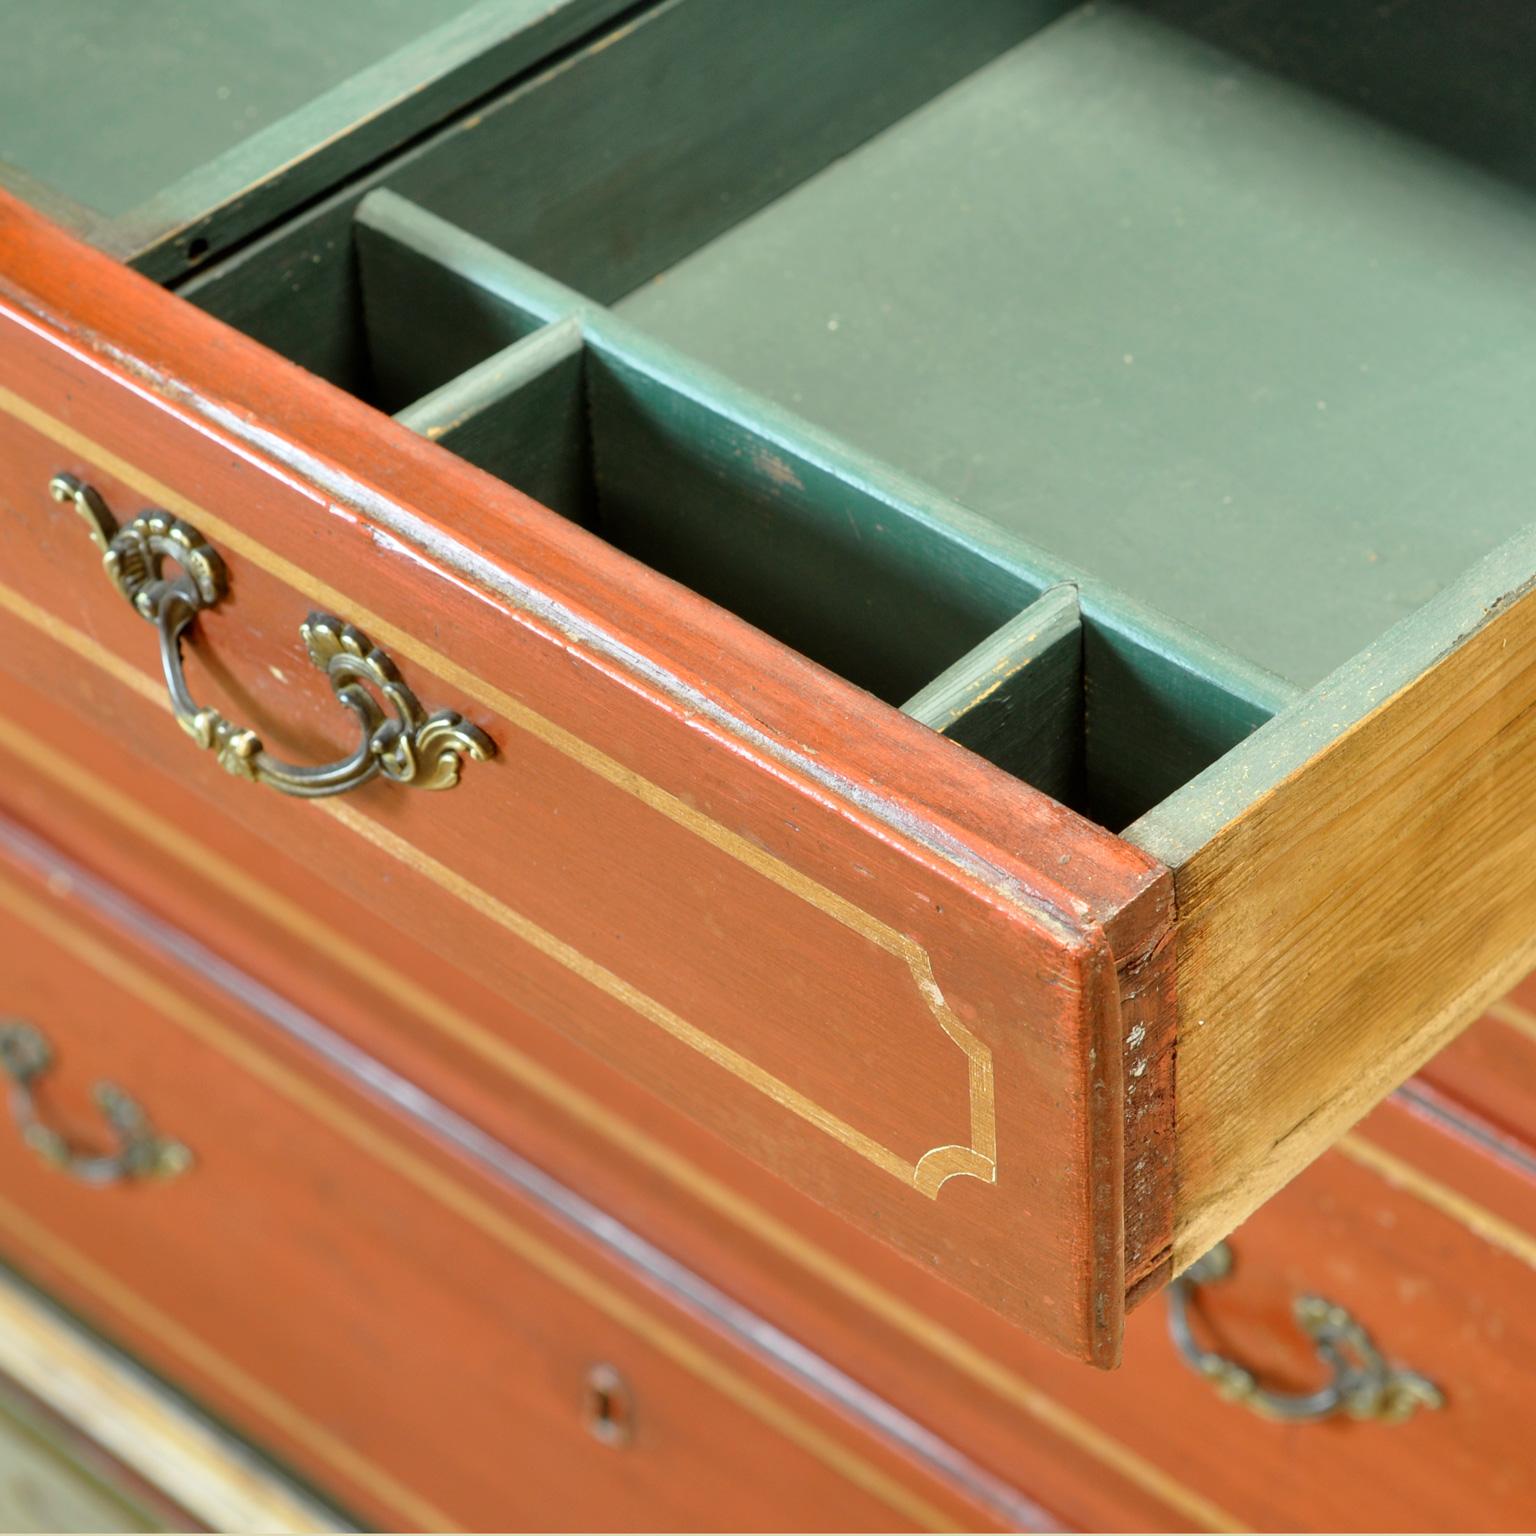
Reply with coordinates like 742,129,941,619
1167,1241,1443,1424
51,474,495,798
0,1020,192,1184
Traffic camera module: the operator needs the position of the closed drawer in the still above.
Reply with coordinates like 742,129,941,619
0,674,1212,1534
968,1032,1536,1531
0,830,1018,1533
6,0,1536,1364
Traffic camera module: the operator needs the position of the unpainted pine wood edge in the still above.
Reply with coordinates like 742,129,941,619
0,1266,348,1533
1078,928,1130,1366
394,315,586,438
97,0,635,278
1117,917,1176,1301
1125,522,1536,870
1153,541,1536,1271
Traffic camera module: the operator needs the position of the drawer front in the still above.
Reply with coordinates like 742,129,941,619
0,835,1019,1533
991,1070,1536,1531
1415,977,1536,1154
0,186,1170,1363
0,673,1192,1533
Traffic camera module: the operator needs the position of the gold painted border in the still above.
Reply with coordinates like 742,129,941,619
12,655,1536,1521
0,569,990,1197
0,383,996,1195
0,873,966,1536
0,664,1242,1533
1489,998,1536,1050
1338,1133,1536,1273
0,380,1243,1529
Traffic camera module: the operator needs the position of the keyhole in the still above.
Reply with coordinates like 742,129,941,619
583,1363,634,1447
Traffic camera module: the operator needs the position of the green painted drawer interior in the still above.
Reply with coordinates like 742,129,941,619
618,1,1536,692
169,0,1536,835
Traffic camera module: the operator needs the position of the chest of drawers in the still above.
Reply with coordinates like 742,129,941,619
2,1,1535,1526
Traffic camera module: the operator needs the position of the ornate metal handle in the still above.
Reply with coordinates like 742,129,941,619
0,1021,192,1185
51,474,494,798
1167,1241,1443,1424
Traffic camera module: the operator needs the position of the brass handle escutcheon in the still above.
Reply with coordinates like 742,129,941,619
52,474,495,797
0,1021,192,1185
1167,1241,1443,1424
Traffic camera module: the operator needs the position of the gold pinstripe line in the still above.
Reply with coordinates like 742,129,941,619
1487,998,1536,1049
0,1198,456,1531
1338,1133,1536,1272
0,873,967,1535
0,382,999,1194
0,699,1245,1533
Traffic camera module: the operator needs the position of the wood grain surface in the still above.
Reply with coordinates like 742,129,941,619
1135,556,1536,1270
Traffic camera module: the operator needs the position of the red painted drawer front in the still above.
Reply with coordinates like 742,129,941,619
958,1076,1536,1532
0,186,1169,1365
0,843,1020,1534
15,632,1536,1533
0,670,1177,1533
1416,981,1536,1156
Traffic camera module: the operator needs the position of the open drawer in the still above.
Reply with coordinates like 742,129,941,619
3,0,1536,1367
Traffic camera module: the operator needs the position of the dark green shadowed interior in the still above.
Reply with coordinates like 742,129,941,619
176,0,1535,830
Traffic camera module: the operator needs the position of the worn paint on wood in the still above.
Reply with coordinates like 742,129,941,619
0,678,1208,1532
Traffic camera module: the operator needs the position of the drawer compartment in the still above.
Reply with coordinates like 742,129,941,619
6,0,1536,1364
0,824,1021,1533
